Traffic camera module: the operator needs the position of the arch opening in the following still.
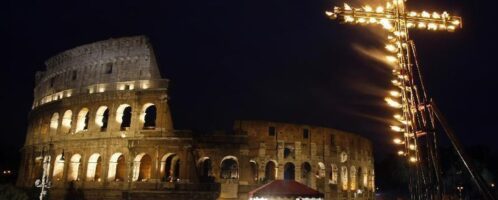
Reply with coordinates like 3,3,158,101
133,153,152,182
249,160,258,183
141,103,156,129
116,104,132,131
350,166,357,190
52,154,64,181
341,166,348,190
330,164,338,184
264,160,277,181
50,113,59,133
197,157,212,183
220,156,238,180
284,162,295,180
108,153,126,181
67,154,82,181
284,147,294,159
33,157,44,180
61,110,72,134
360,167,367,189
301,162,312,186
161,153,180,182
75,108,89,133
317,162,326,178
95,106,109,132
86,153,102,181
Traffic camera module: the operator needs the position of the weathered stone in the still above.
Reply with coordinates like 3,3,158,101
18,36,375,200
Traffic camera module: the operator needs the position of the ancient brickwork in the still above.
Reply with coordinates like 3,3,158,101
18,36,374,200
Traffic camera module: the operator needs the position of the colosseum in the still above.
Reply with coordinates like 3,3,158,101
17,35,375,200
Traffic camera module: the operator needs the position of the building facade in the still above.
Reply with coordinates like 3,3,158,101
17,35,375,200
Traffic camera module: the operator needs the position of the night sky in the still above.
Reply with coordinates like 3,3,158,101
4,0,498,171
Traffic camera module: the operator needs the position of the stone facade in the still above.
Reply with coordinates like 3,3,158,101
18,35,375,200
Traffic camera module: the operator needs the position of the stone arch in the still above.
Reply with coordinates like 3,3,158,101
341,166,348,190
220,156,238,179
284,146,294,159
95,106,109,131
301,162,312,186
284,162,295,180
67,154,82,181
132,153,152,181
49,113,59,133
317,162,326,178
86,153,102,181
140,103,156,129
33,156,43,180
330,164,338,184
359,167,367,188
52,154,64,181
61,110,72,133
368,169,375,191
161,153,181,182
264,160,277,181
350,166,357,190
197,157,212,181
75,108,89,133
249,160,258,182
116,104,132,131
38,118,48,135
108,153,126,181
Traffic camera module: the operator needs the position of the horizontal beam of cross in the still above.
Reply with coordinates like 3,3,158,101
326,3,462,32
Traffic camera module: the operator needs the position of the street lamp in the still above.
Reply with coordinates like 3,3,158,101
34,146,51,200
35,145,65,200
457,186,464,200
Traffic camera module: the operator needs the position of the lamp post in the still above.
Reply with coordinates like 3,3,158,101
457,186,464,200
34,146,51,200
35,144,65,200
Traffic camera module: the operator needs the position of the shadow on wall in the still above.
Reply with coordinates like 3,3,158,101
64,181,85,200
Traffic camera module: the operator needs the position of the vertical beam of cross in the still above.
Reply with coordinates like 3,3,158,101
326,0,463,199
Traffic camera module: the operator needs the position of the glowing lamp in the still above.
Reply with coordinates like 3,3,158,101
344,3,352,11
363,5,373,12
428,23,438,30
390,125,404,132
393,138,403,144
421,11,430,18
385,97,402,108
418,22,427,29
392,79,401,86
432,12,441,19
376,6,384,13
385,44,397,52
390,90,401,97
386,56,398,63
344,16,355,23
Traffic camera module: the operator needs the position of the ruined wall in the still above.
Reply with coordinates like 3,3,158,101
18,36,375,200
33,35,162,109
18,36,178,192
235,120,375,200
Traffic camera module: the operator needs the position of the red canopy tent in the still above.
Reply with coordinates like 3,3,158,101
248,180,324,200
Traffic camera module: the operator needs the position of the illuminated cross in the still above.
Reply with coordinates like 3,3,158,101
326,0,462,199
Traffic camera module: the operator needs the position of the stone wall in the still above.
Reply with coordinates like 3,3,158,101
33,35,162,109
18,36,375,200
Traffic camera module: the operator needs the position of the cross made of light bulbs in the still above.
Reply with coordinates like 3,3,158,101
326,0,464,199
